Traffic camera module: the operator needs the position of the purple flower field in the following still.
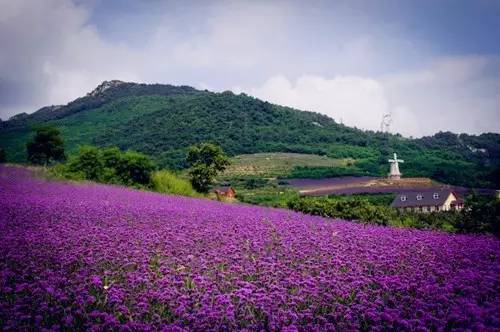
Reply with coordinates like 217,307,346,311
286,177,495,197
1,165,499,331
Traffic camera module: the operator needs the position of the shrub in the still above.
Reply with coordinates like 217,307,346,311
0,148,6,163
151,170,200,197
49,163,85,181
101,146,122,169
287,196,473,232
237,188,299,208
244,177,268,189
328,193,395,206
58,145,155,187
115,151,155,186
66,145,104,181
287,197,395,226
456,192,500,234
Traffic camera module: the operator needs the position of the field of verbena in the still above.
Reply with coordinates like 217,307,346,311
0,165,499,331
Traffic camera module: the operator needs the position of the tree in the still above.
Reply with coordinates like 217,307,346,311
487,165,500,188
64,145,155,186
458,192,500,234
115,150,155,186
0,148,6,163
26,125,65,165
101,146,122,169
186,143,230,193
67,145,104,181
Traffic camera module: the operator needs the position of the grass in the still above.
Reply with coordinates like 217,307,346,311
236,186,299,208
40,166,202,198
221,153,352,178
151,170,201,198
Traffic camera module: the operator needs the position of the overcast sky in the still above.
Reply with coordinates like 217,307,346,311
1,0,499,137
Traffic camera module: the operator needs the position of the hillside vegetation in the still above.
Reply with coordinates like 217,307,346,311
1,80,499,188
221,152,351,178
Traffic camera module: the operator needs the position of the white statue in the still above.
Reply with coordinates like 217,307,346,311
388,153,404,180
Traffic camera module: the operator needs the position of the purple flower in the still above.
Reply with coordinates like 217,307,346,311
0,164,498,331
90,276,103,288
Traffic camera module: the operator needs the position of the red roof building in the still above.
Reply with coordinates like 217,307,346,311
213,186,236,199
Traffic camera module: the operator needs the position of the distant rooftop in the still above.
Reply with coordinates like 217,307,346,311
391,189,459,208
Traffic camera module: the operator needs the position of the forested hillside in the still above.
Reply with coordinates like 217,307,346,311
1,81,499,187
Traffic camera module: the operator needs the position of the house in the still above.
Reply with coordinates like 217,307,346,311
213,186,236,200
391,189,464,213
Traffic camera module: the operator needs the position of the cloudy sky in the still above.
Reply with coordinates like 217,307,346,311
1,0,499,137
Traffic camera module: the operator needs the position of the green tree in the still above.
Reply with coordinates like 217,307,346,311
99,146,122,182
186,142,230,193
63,145,155,186
0,148,6,163
458,192,500,234
26,125,65,165
67,145,104,181
487,165,500,188
115,150,155,186
101,146,122,169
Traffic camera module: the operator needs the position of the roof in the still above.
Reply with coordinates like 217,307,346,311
213,186,235,194
391,189,458,208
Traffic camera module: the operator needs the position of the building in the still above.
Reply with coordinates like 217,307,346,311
388,153,404,180
391,189,464,213
213,186,236,200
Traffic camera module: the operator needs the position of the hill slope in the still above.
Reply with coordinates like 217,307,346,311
222,153,352,178
1,80,499,187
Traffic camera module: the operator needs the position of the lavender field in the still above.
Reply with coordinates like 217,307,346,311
1,165,499,331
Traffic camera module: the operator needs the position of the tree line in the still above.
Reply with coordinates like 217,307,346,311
5,125,498,235
287,194,499,235
22,125,229,193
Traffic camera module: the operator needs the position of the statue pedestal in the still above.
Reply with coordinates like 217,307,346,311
388,173,402,180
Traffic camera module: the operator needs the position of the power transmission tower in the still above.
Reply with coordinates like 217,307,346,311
379,113,393,167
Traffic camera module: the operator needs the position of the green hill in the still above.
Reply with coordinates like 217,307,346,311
1,80,499,188
221,153,352,178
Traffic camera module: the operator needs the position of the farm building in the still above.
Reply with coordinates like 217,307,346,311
391,189,464,213
213,186,236,200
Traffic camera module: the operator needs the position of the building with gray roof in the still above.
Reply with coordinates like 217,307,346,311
391,189,464,213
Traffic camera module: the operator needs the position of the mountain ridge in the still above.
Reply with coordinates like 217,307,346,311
1,81,499,187
4,80,499,138
1,80,203,129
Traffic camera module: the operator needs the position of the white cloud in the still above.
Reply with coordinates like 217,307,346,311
0,0,295,119
0,0,140,116
382,55,500,136
0,0,498,137
160,1,291,70
248,75,389,131
246,55,500,137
